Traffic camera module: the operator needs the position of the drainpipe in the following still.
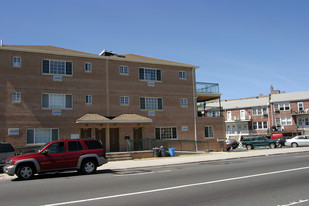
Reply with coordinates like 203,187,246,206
192,67,198,152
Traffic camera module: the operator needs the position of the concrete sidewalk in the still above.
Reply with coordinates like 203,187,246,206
2,147,309,181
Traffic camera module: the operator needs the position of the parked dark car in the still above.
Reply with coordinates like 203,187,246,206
241,136,277,150
276,136,293,147
0,142,15,167
226,139,239,151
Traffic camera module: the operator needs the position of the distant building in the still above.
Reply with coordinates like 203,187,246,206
0,44,225,152
202,86,309,140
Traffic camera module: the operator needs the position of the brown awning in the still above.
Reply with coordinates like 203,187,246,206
76,113,152,124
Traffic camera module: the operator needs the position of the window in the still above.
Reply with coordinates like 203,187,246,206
276,117,292,126
85,95,92,104
84,140,103,149
26,128,59,144
140,97,163,110
42,59,73,75
119,66,129,75
252,121,268,130
204,126,214,138
120,96,130,105
274,103,290,111
12,92,21,103
85,63,92,72
252,107,267,116
180,98,188,107
139,68,161,81
298,102,304,111
155,127,177,140
179,71,187,79
13,56,21,67
42,93,73,109
68,141,84,152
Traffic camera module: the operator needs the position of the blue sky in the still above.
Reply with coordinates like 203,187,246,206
1,0,308,100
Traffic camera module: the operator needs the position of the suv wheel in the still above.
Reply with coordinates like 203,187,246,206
269,143,276,149
80,159,97,175
17,164,34,180
292,143,298,148
246,145,253,150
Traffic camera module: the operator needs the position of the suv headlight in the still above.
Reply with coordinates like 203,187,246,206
6,159,13,165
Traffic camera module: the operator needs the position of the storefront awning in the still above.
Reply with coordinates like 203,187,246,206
76,113,152,124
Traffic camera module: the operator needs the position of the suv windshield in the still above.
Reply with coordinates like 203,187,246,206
0,144,14,153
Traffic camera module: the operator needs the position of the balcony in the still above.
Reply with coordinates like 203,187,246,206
291,109,309,116
196,82,221,102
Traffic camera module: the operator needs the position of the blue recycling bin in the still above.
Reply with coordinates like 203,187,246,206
169,148,175,157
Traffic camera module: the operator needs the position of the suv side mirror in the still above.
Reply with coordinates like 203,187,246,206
42,149,49,155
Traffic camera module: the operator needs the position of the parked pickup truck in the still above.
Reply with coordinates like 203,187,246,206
241,136,277,150
4,139,108,180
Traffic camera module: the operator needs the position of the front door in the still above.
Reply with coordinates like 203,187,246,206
95,128,106,151
109,128,119,152
134,128,143,151
81,128,92,139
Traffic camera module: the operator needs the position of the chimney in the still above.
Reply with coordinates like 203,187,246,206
0,40,3,46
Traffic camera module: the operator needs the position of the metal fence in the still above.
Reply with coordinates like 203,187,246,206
126,138,210,154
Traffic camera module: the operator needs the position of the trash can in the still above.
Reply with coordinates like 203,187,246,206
153,147,160,157
169,148,175,157
159,146,169,157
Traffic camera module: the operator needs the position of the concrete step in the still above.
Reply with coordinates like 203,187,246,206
106,152,133,161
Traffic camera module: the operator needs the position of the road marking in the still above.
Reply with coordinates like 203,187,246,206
115,171,154,176
157,170,171,173
41,166,309,206
294,155,309,158
278,199,309,206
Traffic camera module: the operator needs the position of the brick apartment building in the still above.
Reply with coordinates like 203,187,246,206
203,86,309,141
0,44,225,152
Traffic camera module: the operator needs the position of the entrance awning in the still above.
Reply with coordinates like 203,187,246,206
76,113,152,124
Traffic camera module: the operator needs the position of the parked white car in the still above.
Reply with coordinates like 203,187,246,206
285,135,309,147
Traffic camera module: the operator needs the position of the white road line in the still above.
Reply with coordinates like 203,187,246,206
294,155,309,158
157,170,171,173
278,199,309,206
115,172,154,176
41,166,309,206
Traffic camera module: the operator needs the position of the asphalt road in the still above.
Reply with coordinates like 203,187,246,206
1,152,309,206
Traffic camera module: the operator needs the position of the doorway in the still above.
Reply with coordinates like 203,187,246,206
109,128,120,152
80,128,91,139
95,128,106,151
134,127,143,151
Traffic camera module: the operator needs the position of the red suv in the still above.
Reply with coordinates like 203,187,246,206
4,139,108,180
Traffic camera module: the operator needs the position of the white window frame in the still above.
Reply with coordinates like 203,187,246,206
274,102,290,111
42,59,73,76
12,92,21,103
120,96,130,105
85,95,92,104
85,62,92,72
140,97,163,111
180,98,188,107
252,121,268,130
204,126,214,138
42,93,73,109
119,66,129,75
155,127,177,140
139,68,162,81
276,117,292,126
179,71,187,79
13,56,22,67
298,102,304,112
26,128,59,145
252,107,267,116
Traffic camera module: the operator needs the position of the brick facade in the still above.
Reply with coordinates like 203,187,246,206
0,45,225,152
